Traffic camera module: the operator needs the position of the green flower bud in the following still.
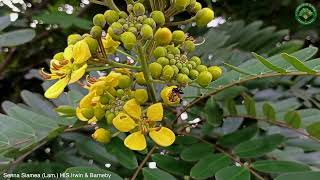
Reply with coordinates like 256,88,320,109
197,71,212,87
186,63,193,70
177,73,189,84
170,59,176,65
196,64,207,72
94,107,105,120
67,34,82,45
191,56,201,65
149,62,163,79
106,112,115,124
157,57,170,66
162,65,175,81
167,54,175,59
153,47,167,58
128,27,138,34
208,66,222,80
90,26,102,39
171,65,179,75
118,75,132,89
182,40,195,52
133,3,145,16
100,95,109,105
174,0,191,11
93,14,106,27
81,107,94,119
127,4,133,13
188,61,197,68
176,62,183,69
92,128,111,143
154,27,172,45
143,18,156,29
135,89,148,104
189,69,199,80
119,11,128,18
104,10,119,25
181,67,190,75
196,8,214,27
135,23,143,30
141,24,154,39
53,52,64,61
84,36,99,54
120,32,137,50
167,45,180,55
135,72,146,85
193,2,202,13
116,89,125,97
150,11,165,26
118,18,126,24
187,0,196,9
110,22,124,35
172,30,186,45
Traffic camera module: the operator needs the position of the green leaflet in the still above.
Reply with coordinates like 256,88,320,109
252,52,286,73
281,53,316,74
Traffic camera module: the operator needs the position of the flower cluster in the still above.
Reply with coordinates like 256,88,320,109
41,0,222,151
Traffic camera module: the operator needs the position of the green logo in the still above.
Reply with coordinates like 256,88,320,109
295,3,318,25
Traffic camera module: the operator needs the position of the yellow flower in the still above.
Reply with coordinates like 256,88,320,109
113,99,175,151
41,40,92,99
161,86,181,106
92,128,111,143
102,33,120,54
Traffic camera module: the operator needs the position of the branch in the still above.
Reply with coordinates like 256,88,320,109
130,145,157,180
0,48,17,76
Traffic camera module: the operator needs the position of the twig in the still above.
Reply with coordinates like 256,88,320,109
0,48,17,76
130,145,157,180
224,115,320,143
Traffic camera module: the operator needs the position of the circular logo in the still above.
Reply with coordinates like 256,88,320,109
295,3,318,25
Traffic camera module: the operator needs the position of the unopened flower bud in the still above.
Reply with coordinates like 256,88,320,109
189,69,199,80
100,95,109,105
153,47,167,58
81,107,94,119
162,65,175,81
157,57,170,66
172,30,186,45
191,56,201,65
94,107,105,120
208,66,222,80
120,32,137,50
104,10,119,25
135,72,146,85
196,8,214,27
149,62,163,79
119,11,128,18
193,2,202,13
110,22,124,35
105,112,115,124
118,75,132,89
141,24,153,39
143,18,156,29
92,128,111,143
93,14,106,27
53,52,64,61
155,28,172,45
177,73,189,84
196,65,208,72
133,3,145,16
150,11,165,26
182,40,195,52
174,0,191,11
134,89,148,104
67,34,82,45
83,36,99,54
90,25,102,39
197,71,212,87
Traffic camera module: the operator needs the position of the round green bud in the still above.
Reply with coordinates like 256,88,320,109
53,52,64,61
182,40,195,52
94,107,105,120
176,62,183,69
170,59,176,65
81,107,94,119
90,25,102,39
104,10,119,25
167,54,175,60
162,65,175,81
167,45,180,55
84,36,99,54
189,69,199,80
174,0,191,11
193,2,202,13
191,56,201,65
118,18,126,24
134,89,148,104
100,95,109,105
137,16,144,23
153,47,167,58
119,11,128,18
133,3,145,16
154,27,172,45
208,66,222,80
157,57,170,66
135,23,143,30
141,24,154,39
67,34,82,45
196,8,214,27
93,14,106,27
118,75,132,89
186,63,193,70
171,65,179,75
149,62,163,79
110,22,124,35
177,73,189,84
197,71,212,87
105,112,115,124
181,67,190,75
196,65,208,72
143,18,156,29
127,4,133,13
188,61,197,68
92,128,111,143
172,30,186,45
116,89,125,97
150,11,165,26
120,32,137,50
135,72,146,85
187,0,196,9
128,27,138,34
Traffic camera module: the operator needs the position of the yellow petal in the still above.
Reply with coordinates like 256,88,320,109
79,92,95,108
73,40,91,64
69,63,87,83
147,103,163,121
112,112,137,132
123,99,141,119
88,116,98,123
124,131,146,151
149,127,175,147
44,77,69,99
64,45,74,61
160,86,180,106
76,107,88,121
102,71,121,87
102,34,120,53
